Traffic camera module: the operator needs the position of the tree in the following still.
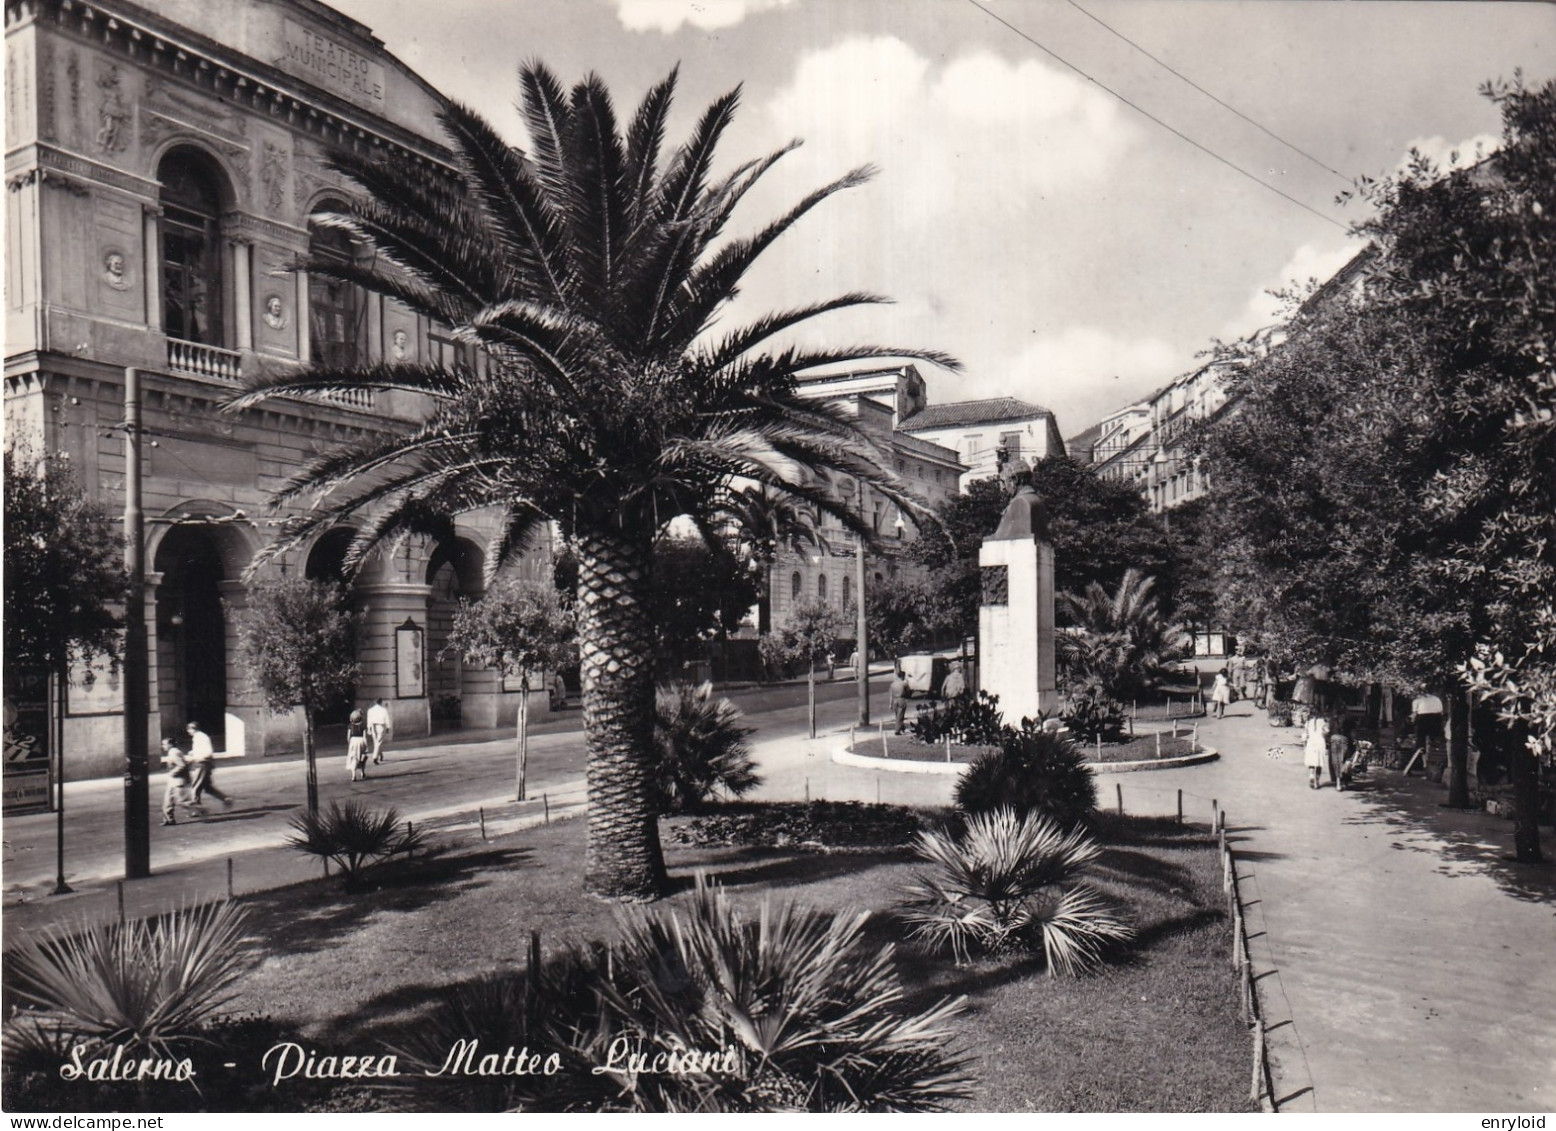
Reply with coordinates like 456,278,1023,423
3,447,124,678
1201,76,1555,858
760,599,851,738
228,64,953,899
866,573,960,659
232,577,359,817
444,576,576,801
716,484,826,635
912,458,1185,642
647,538,760,667
1056,569,1189,702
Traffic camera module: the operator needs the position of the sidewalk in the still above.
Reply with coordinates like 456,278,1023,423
748,708,1556,1113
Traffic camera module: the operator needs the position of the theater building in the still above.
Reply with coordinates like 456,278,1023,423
4,0,545,778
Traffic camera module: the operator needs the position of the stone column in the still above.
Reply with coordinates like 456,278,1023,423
142,206,162,331
218,580,256,758
232,241,253,351
294,268,310,361
977,485,1057,723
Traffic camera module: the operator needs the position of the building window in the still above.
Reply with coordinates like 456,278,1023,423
791,571,802,602
817,573,827,603
158,150,224,346
842,575,852,608
309,206,367,367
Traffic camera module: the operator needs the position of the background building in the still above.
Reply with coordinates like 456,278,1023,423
767,366,963,638
899,396,1065,490
4,0,542,777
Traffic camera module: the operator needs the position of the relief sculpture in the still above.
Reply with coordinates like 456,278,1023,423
96,65,129,153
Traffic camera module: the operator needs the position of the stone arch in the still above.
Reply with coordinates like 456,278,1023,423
150,516,257,750
156,145,239,348
425,535,488,723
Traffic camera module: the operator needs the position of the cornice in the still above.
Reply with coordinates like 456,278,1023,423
10,0,456,175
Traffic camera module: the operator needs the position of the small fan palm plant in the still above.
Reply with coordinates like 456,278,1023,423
4,901,252,1059
286,800,427,883
590,874,970,1111
900,808,1132,975
226,63,955,901
652,680,759,812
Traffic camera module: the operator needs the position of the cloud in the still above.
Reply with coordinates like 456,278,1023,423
1219,241,1363,342
1399,132,1501,174
761,37,1134,226
611,0,795,33
938,327,1181,434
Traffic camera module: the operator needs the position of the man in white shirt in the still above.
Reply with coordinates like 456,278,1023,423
185,721,233,809
366,699,392,765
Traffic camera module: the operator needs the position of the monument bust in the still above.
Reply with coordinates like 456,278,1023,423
990,484,1048,542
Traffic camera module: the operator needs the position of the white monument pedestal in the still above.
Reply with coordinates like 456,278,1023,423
978,486,1057,724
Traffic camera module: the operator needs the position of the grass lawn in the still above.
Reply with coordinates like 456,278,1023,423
208,807,1253,1112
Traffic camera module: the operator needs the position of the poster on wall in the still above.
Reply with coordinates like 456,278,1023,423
3,667,52,815
395,618,425,699
66,649,125,715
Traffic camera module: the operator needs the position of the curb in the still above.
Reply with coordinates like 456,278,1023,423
1090,749,1220,773
832,744,1220,776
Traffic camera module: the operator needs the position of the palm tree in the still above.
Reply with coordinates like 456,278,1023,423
1056,568,1188,700
716,482,827,635
227,64,955,900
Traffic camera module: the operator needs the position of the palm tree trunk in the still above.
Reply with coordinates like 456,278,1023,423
576,528,667,900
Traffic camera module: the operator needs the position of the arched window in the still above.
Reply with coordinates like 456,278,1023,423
309,205,366,367
791,572,802,602
842,575,852,608
817,573,827,603
158,150,224,345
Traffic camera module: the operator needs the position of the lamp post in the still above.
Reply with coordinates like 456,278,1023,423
855,487,871,726
122,367,151,879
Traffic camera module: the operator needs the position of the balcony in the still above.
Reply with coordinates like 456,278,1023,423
167,338,242,383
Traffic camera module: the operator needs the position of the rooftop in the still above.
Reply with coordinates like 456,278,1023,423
900,397,1052,432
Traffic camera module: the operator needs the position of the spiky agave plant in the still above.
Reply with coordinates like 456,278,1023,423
286,800,427,882
651,681,759,812
900,808,1132,974
4,901,253,1060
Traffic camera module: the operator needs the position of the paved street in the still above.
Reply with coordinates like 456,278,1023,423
5,686,1552,1113
0,674,887,920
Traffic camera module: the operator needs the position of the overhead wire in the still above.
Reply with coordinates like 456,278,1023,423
1063,0,1352,183
960,0,1349,233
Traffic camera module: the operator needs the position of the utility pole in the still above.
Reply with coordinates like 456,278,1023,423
123,367,150,879
856,488,870,726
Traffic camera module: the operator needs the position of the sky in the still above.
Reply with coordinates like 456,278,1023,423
332,0,1553,439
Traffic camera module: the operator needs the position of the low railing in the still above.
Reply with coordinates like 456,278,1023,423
167,338,242,382
319,387,375,410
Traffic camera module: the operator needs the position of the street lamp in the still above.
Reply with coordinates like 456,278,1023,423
122,367,151,879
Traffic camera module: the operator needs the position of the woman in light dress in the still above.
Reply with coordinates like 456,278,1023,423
1303,710,1331,790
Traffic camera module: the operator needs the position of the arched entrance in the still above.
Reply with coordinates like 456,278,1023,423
425,538,485,725
153,523,244,747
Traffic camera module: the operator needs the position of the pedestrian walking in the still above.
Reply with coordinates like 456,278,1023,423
889,667,910,735
1210,669,1231,719
1252,656,1270,708
1303,711,1330,790
366,698,392,764
1327,713,1351,790
159,737,200,824
346,708,370,781
941,661,966,702
185,721,233,809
